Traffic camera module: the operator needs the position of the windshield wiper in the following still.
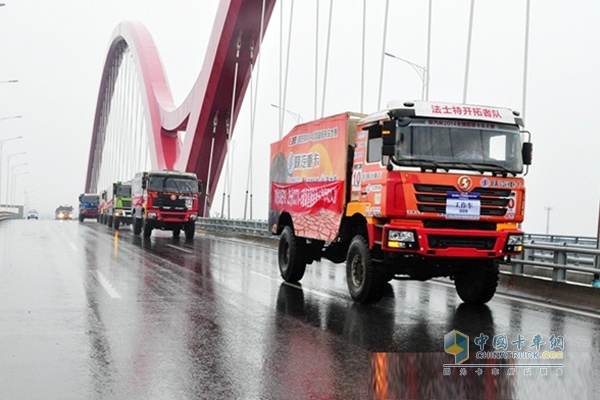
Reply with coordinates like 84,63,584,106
447,162,518,176
465,162,518,177
395,158,450,172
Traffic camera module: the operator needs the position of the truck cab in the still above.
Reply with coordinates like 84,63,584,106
78,193,100,222
99,181,132,230
131,170,202,239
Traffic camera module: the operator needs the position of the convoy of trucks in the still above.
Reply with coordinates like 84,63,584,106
268,100,532,304
77,98,532,306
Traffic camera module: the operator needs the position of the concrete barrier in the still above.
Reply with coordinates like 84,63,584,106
497,273,600,314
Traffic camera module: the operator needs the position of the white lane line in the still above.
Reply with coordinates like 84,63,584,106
166,244,194,254
90,270,121,299
250,271,335,299
427,279,600,320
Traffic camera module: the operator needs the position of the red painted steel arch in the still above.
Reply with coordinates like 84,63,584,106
86,0,277,216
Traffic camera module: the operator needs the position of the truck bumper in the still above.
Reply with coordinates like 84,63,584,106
380,225,523,258
146,211,197,229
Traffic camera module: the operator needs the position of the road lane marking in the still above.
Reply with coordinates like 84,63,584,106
90,270,121,299
250,271,335,299
166,244,194,254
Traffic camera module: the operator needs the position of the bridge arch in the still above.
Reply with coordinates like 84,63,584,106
86,0,277,217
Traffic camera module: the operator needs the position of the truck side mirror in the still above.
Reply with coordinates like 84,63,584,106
78,194,83,202
381,120,396,156
198,180,204,194
112,183,117,193
141,176,147,190
522,142,533,165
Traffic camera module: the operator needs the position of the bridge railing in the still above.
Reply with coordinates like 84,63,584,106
0,211,21,222
195,218,600,287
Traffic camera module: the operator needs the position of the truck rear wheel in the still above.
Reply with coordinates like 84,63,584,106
278,226,306,282
346,235,384,304
454,259,499,304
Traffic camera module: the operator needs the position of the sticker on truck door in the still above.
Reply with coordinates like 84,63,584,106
445,191,481,220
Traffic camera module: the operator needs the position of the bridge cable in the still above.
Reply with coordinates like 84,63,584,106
204,112,218,217
314,0,319,120
320,0,333,118
377,0,390,110
221,36,242,218
360,0,366,113
280,0,295,138
244,0,267,220
463,0,475,103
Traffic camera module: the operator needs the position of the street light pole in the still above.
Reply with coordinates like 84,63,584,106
5,152,26,209
271,104,303,125
0,132,23,209
11,169,28,213
384,52,428,101
544,206,553,235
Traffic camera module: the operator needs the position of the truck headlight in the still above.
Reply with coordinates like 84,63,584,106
505,234,524,252
387,229,417,249
189,214,198,221
507,234,523,245
389,230,415,242
147,212,158,219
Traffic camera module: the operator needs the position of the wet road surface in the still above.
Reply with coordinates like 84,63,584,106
0,219,598,399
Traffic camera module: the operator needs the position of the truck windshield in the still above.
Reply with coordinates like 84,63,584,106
392,118,523,174
148,176,197,194
115,186,131,196
81,195,99,203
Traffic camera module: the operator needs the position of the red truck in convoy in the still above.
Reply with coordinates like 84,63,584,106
269,100,532,304
131,170,202,239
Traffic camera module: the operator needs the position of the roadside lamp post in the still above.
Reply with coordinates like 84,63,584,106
11,169,27,214
384,52,429,101
5,152,26,209
10,163,27,211
0,131,23,209
271,103,303,125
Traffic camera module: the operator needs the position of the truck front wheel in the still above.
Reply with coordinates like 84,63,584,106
113,217,120,230
278,226,306,282
346,235,384,304
454,259,499,304
133,218,142,235
142,219,153,238
184,222,195,240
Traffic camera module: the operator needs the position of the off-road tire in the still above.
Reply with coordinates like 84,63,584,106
278,226,306,282
454,259,499,304
346,235,384,304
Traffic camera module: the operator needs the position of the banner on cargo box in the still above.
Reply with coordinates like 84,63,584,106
271,181,344,214
269,113,349,184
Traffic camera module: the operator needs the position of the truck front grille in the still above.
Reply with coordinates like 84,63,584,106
414,184,512,217
428,235,496,250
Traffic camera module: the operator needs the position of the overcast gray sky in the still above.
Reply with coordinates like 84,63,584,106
0,0,599,236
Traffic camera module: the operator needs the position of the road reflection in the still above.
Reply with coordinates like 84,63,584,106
275,282,518,399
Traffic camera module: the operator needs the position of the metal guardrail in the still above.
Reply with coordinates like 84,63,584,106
0,211,21,222
196,217,271,237
196,217,600,287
